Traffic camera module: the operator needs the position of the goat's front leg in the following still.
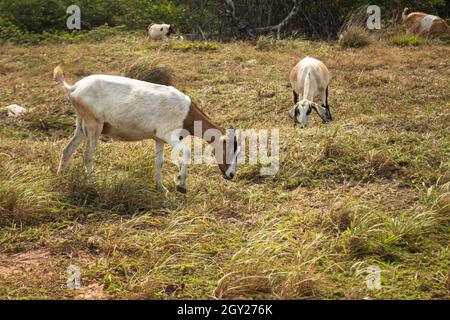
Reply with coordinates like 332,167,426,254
155,141,166,191
169,140,191,194
58,119,85,175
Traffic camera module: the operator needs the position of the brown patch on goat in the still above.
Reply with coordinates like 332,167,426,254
182,102,231,175
182,102,224,140
429,19,450,37
403,11,450,37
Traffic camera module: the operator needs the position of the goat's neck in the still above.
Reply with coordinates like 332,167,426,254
183,102,225,144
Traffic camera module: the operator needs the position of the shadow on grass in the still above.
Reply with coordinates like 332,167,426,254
58,167,177,217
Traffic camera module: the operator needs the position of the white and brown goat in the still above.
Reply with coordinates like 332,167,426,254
289,57,333,128
402,8,450,38
147,22,175,40
53,66,242,193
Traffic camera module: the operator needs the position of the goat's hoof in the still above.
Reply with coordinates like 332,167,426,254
176,185,187,194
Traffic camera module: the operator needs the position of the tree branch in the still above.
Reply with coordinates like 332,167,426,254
251,0,301,35
224,0,301,38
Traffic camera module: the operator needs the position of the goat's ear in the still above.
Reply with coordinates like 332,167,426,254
311,103,328,123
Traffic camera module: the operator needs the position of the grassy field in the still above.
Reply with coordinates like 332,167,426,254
0,34,449,300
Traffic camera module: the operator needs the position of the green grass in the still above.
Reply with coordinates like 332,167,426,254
389,35,423,47
0,35,449,300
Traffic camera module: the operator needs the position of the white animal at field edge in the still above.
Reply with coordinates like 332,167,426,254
147,23,175,40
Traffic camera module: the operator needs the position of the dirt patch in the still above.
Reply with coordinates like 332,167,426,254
0,249,53,277
74,283,108,300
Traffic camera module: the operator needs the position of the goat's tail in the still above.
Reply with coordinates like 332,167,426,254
402,8,410,22
53,65,73,92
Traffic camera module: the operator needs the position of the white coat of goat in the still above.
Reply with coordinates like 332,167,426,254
289,57,332,127
53,66,242,193
147,23,175,40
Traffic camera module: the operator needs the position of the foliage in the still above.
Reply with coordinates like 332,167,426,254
0,0,448,41
389,34,423,47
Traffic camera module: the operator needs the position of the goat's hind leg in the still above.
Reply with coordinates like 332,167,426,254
155,141,167,191
84,123,102,177
58,118,85,174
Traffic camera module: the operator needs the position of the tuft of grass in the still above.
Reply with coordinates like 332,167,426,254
123,57,174,85
338,181,449,261
255,36,278,51
213,218,327,299
389,34,422,47
338,25,373,48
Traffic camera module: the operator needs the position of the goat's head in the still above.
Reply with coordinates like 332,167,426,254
167,25,176,36
215,128,242,180
289,100,332,128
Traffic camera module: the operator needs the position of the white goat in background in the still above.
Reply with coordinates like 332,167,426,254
147,22,175,40
289,56,333,128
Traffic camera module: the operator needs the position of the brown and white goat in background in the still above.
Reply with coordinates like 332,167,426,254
289,57,333,128
402,8,450,38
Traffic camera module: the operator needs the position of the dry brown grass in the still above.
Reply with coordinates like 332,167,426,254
123,57,174,85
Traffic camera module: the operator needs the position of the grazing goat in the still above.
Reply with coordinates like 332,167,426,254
147,22,175,40
289,57,332,128
402,8,450,38
53,66,242,193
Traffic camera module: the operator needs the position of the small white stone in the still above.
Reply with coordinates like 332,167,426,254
7,104,28,117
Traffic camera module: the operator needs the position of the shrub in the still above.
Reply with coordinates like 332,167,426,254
123,57,174,85
0,22,127,45
389,34,422,47
0,18,37,44
255,36,278,51
338,25,373,48
77,24,126,42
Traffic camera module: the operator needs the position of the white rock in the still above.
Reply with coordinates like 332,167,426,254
7,104,28,117
246,59,258,66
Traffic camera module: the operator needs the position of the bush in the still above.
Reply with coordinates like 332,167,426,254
123,57,174,85
0,18,36,44
338,25,373,48
77,24,126,42
255,36,278,51
389,34,422,47
0,21,127,45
